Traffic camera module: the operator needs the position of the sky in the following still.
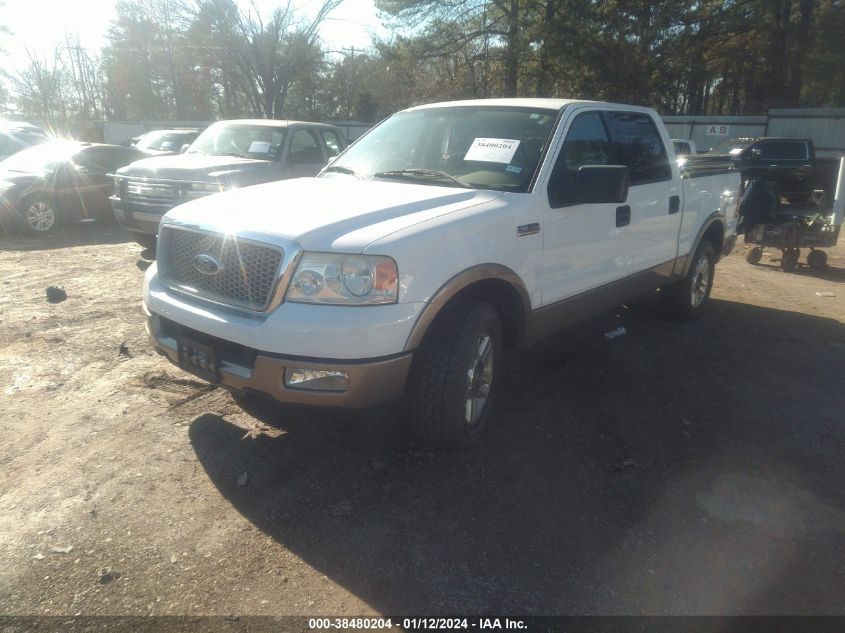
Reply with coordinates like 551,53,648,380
0,0,389,75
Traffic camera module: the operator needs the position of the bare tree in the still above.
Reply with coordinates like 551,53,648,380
10,48,69,121
195,0,342,118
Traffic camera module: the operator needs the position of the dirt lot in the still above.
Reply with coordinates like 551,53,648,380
1,222,844,618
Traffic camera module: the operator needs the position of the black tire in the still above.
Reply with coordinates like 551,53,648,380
19,196,60,235
135,234,157,252
661,241,716,321
781,248,799,272
746,247,763,265
807,249,828,269
407,300,502,449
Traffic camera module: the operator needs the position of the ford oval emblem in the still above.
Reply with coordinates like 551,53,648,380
193,253,223,275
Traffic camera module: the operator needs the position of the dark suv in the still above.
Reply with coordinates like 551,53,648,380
111,119,346,248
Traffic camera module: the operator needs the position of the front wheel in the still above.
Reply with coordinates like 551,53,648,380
20,197,60,235
661,241,716,321
135,234,157,252
407,301,502,449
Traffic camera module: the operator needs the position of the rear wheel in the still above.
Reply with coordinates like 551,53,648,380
407,300,502,449
661,241,715,321
21,197,59,235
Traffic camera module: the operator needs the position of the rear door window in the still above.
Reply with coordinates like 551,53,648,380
289,129,325,164
320,130,344,157
76,147,146,173
606,112,671,185
757,141,808,160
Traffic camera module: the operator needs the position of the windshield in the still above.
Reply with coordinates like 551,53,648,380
1,142,80,172
136,131,195,152
324,106,558,192
187,123,286,159
710,139,752,155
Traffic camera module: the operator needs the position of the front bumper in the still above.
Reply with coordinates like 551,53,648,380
145,307,413,407
110,197,167,236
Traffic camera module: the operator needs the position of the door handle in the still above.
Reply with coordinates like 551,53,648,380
616,205,631,227
669,195,681,214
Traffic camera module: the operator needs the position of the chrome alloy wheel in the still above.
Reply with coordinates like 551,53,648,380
25,201,56,232
690,253,711,309
464,333,494,426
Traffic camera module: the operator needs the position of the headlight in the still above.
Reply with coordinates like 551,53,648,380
185,182,229,199
285,252,398,305
112,178,121,197
191,182,226,192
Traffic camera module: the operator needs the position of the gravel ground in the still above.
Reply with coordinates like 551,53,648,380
1,222,844,617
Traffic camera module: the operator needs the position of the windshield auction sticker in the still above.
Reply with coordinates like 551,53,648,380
464,138,521,163
248,141,271,154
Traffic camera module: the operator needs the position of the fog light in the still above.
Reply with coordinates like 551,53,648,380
284,368,349,392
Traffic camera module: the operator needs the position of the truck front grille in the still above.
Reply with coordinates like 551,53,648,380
125,179,177,208
157,226,284,311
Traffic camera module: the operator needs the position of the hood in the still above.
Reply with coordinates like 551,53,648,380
116,152,270,181
162,176,503,252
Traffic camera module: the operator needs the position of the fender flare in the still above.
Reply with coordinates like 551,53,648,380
403,264,532,352
680,213,726,276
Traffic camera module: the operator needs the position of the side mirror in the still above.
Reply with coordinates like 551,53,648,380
180,144,190,154
550,165,629,207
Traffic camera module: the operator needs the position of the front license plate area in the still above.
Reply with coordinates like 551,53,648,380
177,336,220,383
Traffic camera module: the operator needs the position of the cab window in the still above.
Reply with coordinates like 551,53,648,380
548,111,614,196
606,112,671,185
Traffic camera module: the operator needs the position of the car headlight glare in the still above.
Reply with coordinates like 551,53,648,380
286,253,398,305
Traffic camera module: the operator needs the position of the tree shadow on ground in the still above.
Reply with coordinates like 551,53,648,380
189,298,845,615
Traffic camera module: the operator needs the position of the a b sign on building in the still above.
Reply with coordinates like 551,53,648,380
705,124,730,136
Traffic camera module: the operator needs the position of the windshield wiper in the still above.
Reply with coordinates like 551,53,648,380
220,151,255,160
323,165,360,178
373,169,470,188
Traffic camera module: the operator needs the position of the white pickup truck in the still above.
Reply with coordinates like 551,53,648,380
143,99,740,448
